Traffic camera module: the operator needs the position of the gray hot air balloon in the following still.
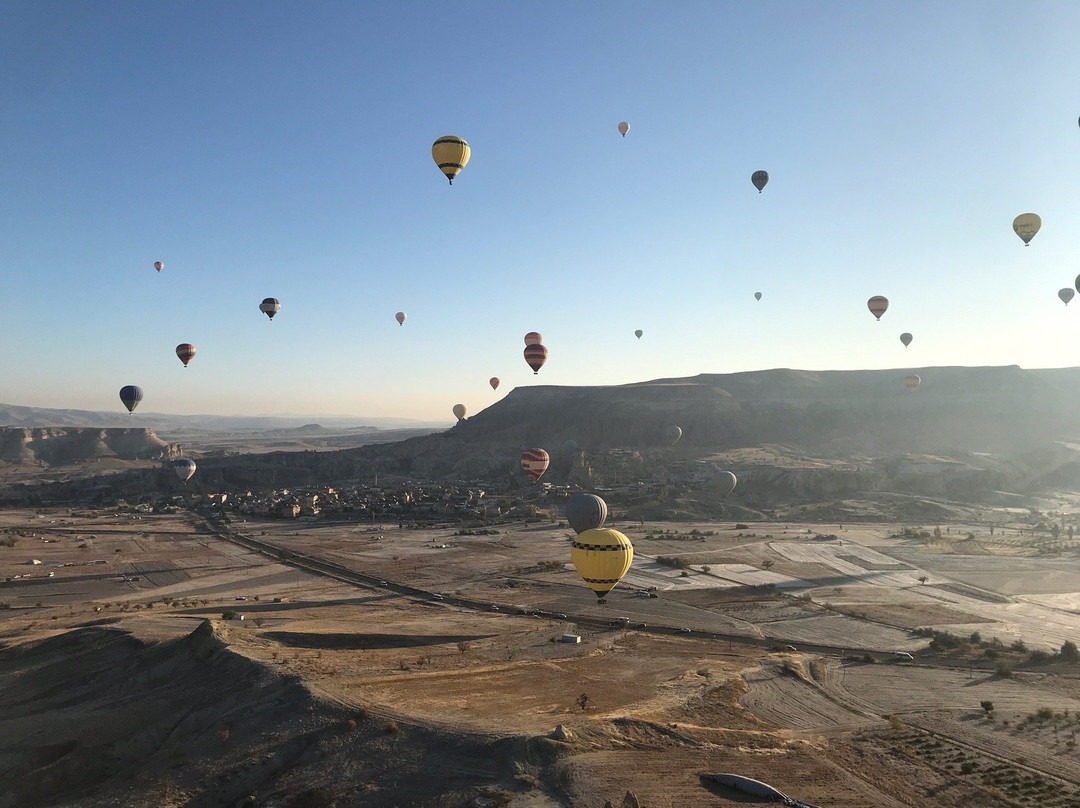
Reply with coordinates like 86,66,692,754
172,458,196,482
666,425,682,445
259,298,281,320
754,292,762,301
900,332,913,347
1059,288,1075,306
634,329,643,339
1013,213,1041,246
715,471,737,499
751,170,769,193
565,493,608,535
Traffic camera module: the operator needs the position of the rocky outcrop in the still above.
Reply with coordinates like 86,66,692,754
0,427,178,467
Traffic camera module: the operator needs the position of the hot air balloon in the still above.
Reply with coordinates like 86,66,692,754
1059,288,1075,306
751,170,769,193
565,494,608,535
119,385,143,413
1013,213,1041,246
570,527,633,602
153,261,164,272
1075,274,1080,294
396,312,407,326
715,471,737,499
754,292,762,301
618,121,630,137
489,377,500,390
524,344,548,374
520,449,550,483
634,329,643,339
452,404,466,421
904,374,921,391
867,296,889,320
176,343,196,367
260,298,281,320
524,332,543,346
666,425,682,445
172,458,196,482
900,333,913,347
432,136,470,185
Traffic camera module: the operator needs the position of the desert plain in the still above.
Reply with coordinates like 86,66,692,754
3,506,1080,808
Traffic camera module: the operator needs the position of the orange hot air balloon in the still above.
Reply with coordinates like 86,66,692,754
524,344,548,374
154,261,164,272
520,449,550,482
524,332,543,346
489,377,500,390
867,296,889,320
175,343,196,367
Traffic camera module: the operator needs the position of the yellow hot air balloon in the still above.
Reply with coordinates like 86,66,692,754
452,403,467,421
1013,213,1041,246
571,527,633,603
432,136,470,185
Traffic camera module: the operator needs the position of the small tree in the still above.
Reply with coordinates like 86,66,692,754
761,559,775,571
576,693,589,712
457,640,470,654
918,576,928,585
1059,640,1079,663
701,565,711,574
981,700,995,716
933,526,942,539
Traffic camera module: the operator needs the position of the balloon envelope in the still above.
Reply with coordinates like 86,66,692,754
153,261,164,272
867,296,889,320
489,377,500,390
571,527,633,599
566,494,608,535
904,374,921,391
715,471,737,499
520,448,550,482
260,298,281,320
452,403,466,421
524,332,543,346
119,385,143,413
432,135,470,184
1013,213,1041,245
396,311,407,325
634,329,643,339
176,343,196,366
172,459,196,482
754,292,762,301
1059,288,1075,306
666,425,682,445
900,333,913,347
618,121,630,137
524,344,548,374
751,170,769,192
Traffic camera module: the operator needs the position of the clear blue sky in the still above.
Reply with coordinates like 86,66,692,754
3,2,1080,421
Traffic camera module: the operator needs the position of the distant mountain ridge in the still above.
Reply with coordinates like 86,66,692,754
0,404,447,434
190,365,1080,502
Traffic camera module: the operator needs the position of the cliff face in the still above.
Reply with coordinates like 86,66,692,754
183,366,1080,504
0,427,178,466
